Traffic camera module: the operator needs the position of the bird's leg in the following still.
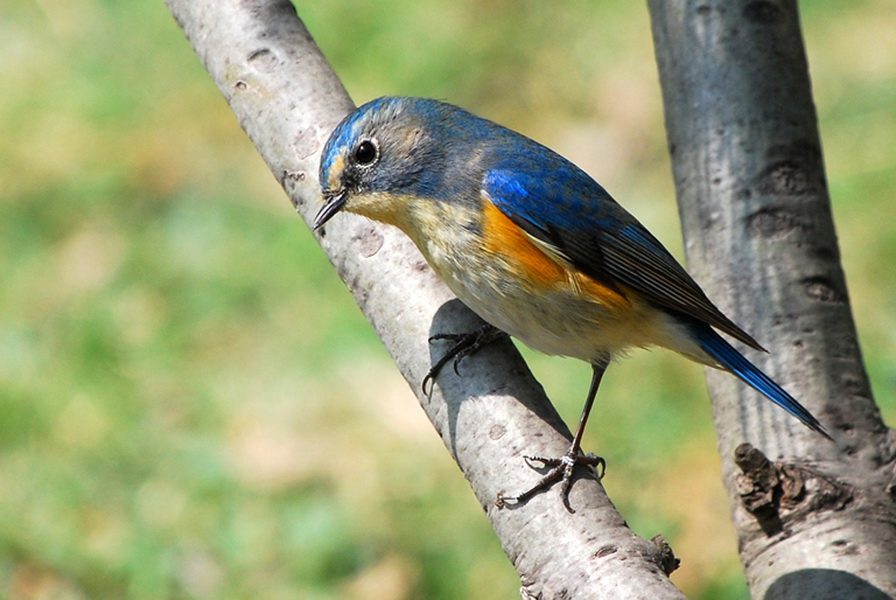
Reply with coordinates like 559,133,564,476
496,363,607,513
422,323,507,394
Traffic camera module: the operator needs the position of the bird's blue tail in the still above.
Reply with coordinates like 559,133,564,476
689,322,831,439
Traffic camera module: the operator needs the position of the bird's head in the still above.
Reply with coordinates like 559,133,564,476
314,96,446,230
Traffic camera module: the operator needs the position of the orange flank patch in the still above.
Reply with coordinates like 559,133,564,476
481,200,565,284
480,199,630,310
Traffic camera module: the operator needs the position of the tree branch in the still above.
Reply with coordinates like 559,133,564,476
165,0,687,597
648,1,896,598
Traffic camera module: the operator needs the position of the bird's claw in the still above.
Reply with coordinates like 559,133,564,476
421,324,505,395
496,450,606,513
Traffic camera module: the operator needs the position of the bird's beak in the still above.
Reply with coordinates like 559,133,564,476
313,189,347,230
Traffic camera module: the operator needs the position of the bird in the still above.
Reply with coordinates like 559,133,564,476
313,96,830,512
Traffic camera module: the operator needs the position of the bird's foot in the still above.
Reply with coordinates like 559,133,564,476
422,324,506,394
496,446,606,513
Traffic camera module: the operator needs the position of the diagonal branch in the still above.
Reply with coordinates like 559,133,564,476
165,0,687,597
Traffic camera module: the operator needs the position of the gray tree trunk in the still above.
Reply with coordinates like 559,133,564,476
165,0,687,597
648,1,896,598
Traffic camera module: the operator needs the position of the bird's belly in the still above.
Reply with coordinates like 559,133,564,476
423,239,686,364
406,199,710,365
455,275,650,361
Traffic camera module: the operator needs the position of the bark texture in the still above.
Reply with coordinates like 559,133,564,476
165,0,688,597
648,1,896,598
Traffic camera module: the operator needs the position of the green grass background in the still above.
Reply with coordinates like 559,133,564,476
2,1,894,598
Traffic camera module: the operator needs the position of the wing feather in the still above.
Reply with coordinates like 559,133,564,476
484,164,764,352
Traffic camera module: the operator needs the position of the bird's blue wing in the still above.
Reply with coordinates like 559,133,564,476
483,151,763,351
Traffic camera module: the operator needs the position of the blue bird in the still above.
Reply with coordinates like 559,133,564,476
313,96,830,511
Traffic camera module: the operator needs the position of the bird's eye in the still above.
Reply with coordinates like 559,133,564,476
353,139,379,166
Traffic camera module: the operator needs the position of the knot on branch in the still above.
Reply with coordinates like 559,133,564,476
734,443,853,536
650,534,681,576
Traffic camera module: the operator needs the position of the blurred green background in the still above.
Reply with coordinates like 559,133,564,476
2,1,894,598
